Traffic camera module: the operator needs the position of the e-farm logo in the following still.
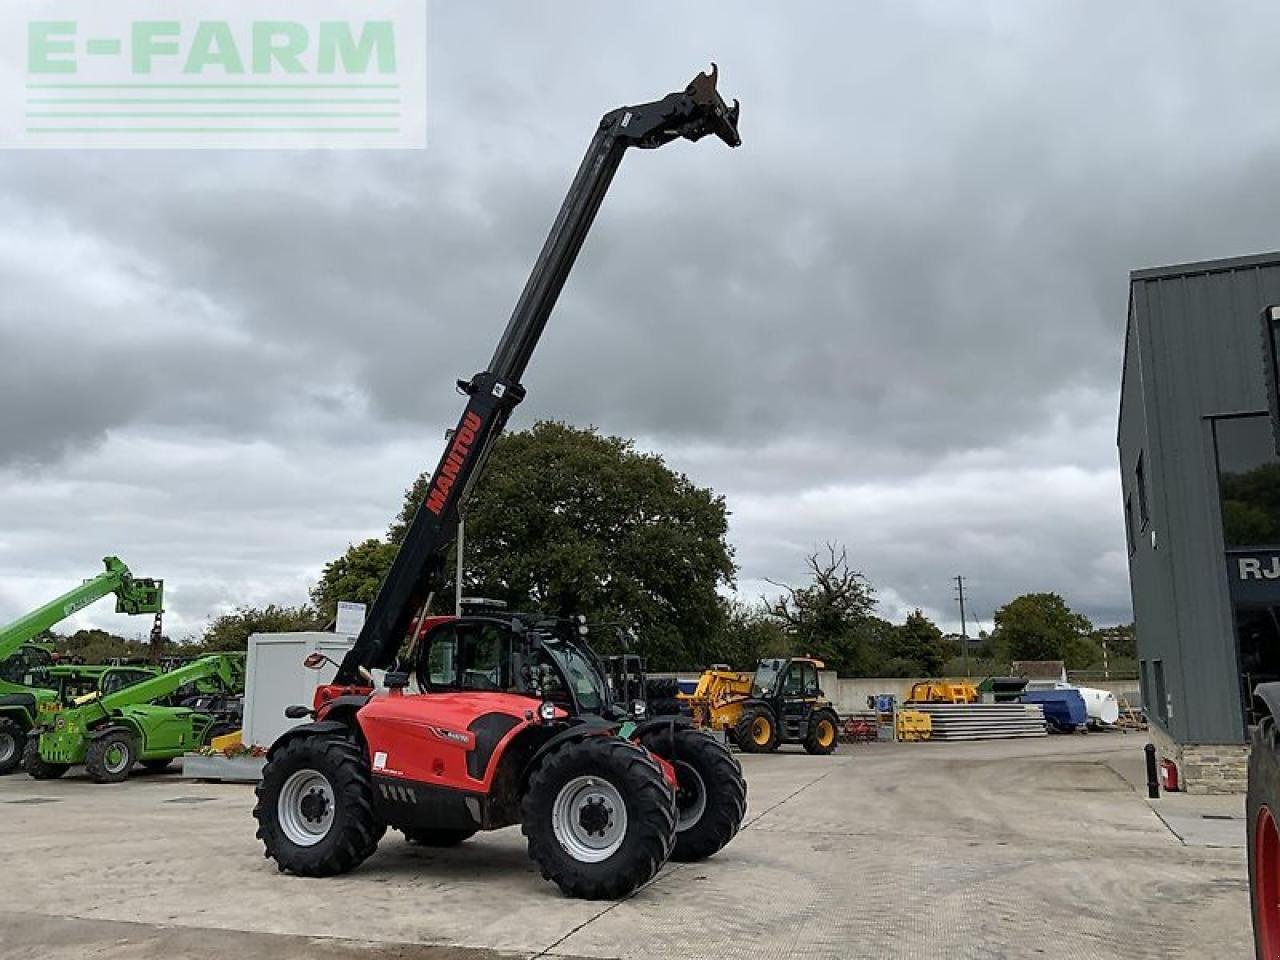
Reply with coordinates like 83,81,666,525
1,0,426,149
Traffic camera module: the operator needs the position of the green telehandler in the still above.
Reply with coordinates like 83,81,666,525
0,556,163,774
24,652,245,783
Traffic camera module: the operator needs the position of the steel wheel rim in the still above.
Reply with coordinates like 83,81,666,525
278,769,335,848
1257,804,1280,958
551,775,628,863
752,717,770,745
103,742,131,774
672,760,707,832
818,720,835,747
0,732,14,765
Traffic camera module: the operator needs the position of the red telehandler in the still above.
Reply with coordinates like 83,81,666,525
254,68,746,900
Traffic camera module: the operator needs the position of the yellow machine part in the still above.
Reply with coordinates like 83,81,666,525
680,669,753,732
907,680,978,704
895,709,932,741
210,729,243,752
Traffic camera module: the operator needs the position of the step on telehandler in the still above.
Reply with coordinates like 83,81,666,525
0,556,163,774
253,66,745,900
23,653,245,782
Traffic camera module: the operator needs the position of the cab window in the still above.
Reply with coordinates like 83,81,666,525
426,626,459,688
781,664,805,696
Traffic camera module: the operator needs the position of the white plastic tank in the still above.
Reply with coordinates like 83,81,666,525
1063,684,1120,726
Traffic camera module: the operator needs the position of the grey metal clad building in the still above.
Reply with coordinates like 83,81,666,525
1120,250,1280,791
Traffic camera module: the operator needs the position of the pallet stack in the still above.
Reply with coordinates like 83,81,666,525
909,702,1047,741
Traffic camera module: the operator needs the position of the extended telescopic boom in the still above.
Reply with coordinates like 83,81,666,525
335,67,741,683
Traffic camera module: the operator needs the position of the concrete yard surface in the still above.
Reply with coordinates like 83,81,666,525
0,736,1249,959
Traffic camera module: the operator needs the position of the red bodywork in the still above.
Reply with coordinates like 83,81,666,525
311,681,676,796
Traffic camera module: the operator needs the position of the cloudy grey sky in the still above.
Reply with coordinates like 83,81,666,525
3,0,1279,641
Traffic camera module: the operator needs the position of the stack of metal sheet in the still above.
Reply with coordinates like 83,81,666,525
911,702,1047,741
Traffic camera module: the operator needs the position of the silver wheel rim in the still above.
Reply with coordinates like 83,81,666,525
672,760,707,833
0,733,14,765
103,741,131,775
278,769,335,847
551,775,628,863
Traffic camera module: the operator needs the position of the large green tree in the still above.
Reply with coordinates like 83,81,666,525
991,592,1092,664
201,604,325,652
314,421,736,670
766,544,880,675
890,609,954,676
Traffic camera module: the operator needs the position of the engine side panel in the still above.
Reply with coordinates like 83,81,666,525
357,691,541,793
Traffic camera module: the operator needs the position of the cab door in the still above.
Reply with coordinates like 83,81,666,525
777,661,818,740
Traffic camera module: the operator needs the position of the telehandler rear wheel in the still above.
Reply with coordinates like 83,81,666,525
735,706,779,753
86,731,137,783
640,726,746,861
522,737,676,900
0,718,24,775
22,738,68,780
254,735,385,877
803,709,840,755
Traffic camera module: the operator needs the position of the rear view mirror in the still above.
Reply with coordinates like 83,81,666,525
302,653,328,670
284,705,312,719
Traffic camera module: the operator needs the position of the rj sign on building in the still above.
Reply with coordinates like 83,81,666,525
0,0,427,148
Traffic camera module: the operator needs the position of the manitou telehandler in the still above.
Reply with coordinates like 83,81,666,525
0,556,163,774
254,67,745,900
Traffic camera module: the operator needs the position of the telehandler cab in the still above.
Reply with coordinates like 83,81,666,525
254,67,744,900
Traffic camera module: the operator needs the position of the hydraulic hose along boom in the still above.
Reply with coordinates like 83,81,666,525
335,66,740,684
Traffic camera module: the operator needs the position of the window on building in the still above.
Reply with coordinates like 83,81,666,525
1213,414,1280,549
1152,659,1169,726
1136,452,1150,530
1125,494,1136,555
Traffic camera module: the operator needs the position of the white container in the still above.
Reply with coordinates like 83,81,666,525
1060,684,1120,726
242,631,357,750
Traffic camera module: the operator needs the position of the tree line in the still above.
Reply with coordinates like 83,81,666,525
38,421,1133,677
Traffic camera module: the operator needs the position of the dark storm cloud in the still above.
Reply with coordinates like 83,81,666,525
4,0,1279,631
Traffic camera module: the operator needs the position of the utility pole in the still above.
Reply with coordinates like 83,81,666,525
954,575,969,677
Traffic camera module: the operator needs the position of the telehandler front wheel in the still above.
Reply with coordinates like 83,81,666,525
640,726,746,862
735,706,779,753
522,736,675,900
254,734,384,877
22,738,68,780
0,717,24,775
803,709,840,756
86,731,137,783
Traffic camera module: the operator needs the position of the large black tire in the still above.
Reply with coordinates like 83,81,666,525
0,717,24,775
522,736,676,900
1249,715,1280,959
648,699,687,718
141,758,174,773
85,731,138,783
645,678,680,701
640,726,746,862
254,735,385,877
735,705,779,753
22,738,68,780
401,827,477,847
803,709,841,756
